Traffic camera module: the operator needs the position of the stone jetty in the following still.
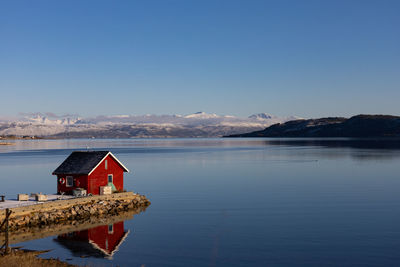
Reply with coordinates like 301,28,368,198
0,192,150,231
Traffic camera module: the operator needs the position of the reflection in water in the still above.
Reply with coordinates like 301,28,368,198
263,138,400,161
263,138,400,150
3,139,400,266
55,221,129,259
2,207,147,260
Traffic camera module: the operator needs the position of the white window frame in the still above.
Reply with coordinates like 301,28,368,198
66,176,74,187
108,224,114,234
107,174,113,183
105,159,108,170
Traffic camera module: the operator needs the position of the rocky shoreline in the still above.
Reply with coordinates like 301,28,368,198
0,142,14,145
6,193,150,231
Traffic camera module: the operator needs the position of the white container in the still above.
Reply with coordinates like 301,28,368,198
100,186,112,195
35,194,47,202
73,188,87,197
18,194,29,201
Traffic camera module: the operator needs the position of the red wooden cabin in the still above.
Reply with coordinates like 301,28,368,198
53,151,129,195
56,221,129,259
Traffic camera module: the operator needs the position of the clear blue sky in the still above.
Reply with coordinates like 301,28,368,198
1,0,399,118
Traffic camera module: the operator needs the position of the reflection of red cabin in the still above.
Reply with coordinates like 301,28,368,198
52,151,129,195
56,221,129,259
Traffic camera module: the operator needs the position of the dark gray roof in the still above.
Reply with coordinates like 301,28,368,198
52,151,111,175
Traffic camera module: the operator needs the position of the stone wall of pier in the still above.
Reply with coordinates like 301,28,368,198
0,192,150,231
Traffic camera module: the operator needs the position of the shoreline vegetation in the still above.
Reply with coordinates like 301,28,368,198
0,248,80,267
0,135,42,140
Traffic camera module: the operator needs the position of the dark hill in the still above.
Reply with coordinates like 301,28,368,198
226,115,400,138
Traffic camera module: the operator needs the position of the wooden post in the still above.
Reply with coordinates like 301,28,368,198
0,208,12,255
4,208,9,254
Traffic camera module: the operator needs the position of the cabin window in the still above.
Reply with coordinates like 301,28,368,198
66,176,74,187
105,160,108,170
108,224,114,234
108,174,113,183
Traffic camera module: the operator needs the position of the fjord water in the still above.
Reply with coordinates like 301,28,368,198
1,138,400,266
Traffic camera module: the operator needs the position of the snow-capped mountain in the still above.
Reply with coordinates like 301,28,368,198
249,113,274,120
184,112,219,119
0,112,300,138
20,113,80,125
249,113,302,121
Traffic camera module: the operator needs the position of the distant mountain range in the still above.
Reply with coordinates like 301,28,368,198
226,115,400,138
0,112,300,138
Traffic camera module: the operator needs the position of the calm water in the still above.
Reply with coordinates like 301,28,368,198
1,138,400,266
